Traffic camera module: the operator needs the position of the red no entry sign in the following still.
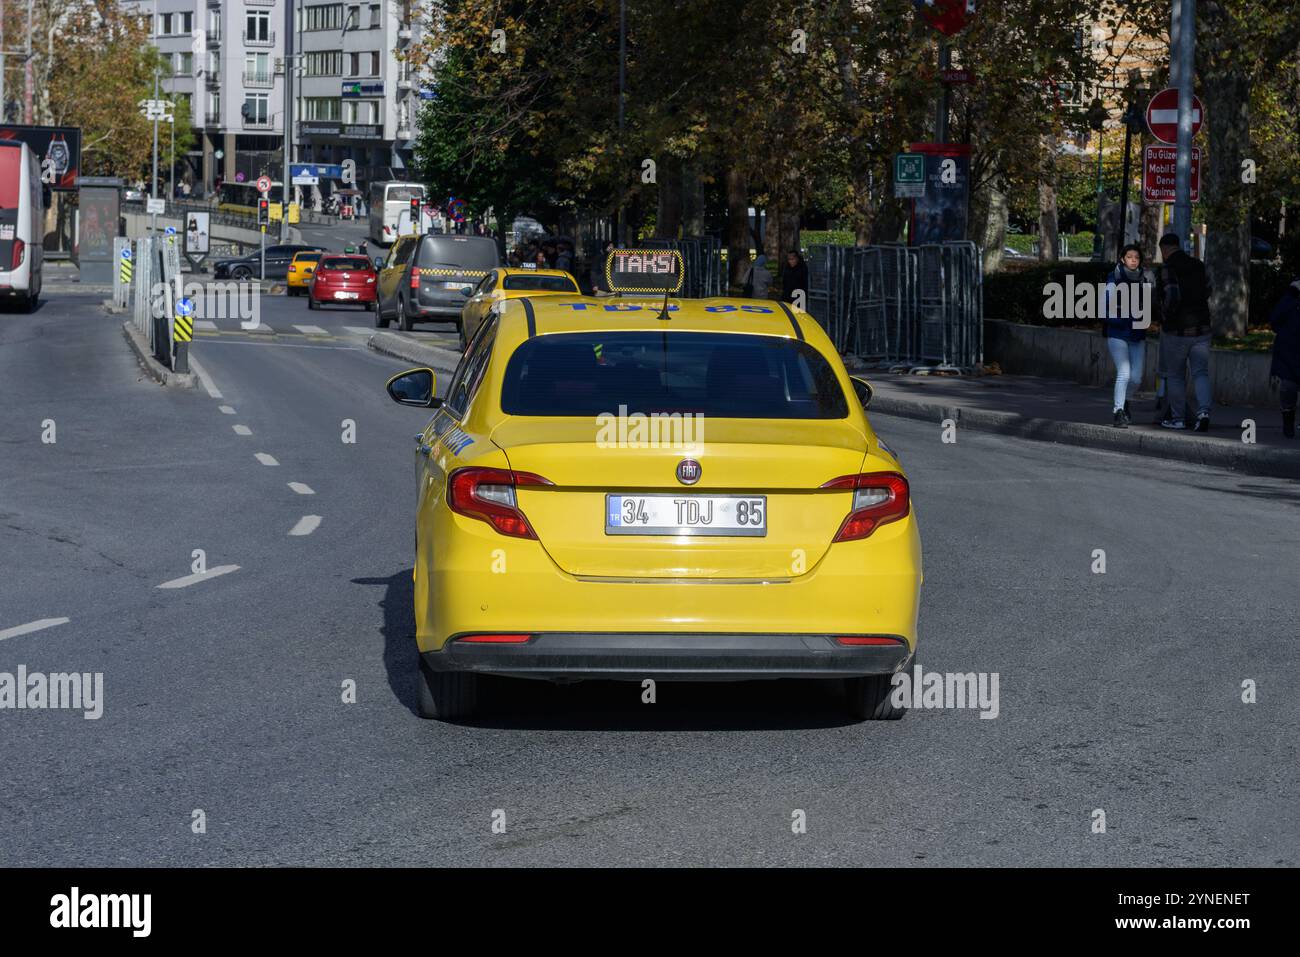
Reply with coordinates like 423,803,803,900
1146,88,1203,144
256,175,272,194
1143,145,1200,203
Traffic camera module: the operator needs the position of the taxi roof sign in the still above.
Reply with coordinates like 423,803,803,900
606,248,684,295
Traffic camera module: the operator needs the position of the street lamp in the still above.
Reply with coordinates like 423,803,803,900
1086,96,1108,260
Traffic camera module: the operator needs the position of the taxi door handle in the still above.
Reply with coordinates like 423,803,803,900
414,434,433,456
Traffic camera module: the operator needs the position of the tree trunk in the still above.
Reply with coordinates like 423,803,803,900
1200,69,1253,337
655,159,682,239
970,178,1008,274
681,162,705,237
1139,199,1162,264
1038,134,1059,262
725,166,750,288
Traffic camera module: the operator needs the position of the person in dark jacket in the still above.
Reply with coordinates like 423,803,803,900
1101,244,1154,428
1155,233,1213,431
781,250,808,305
1269,277,1300,438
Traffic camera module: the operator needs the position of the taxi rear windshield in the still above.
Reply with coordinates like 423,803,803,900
502,275,577,293
318,257,372,271
500,331,849,419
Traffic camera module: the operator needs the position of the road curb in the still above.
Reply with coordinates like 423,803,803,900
870,394,1300,480
120,320,196,389
367,330,462,373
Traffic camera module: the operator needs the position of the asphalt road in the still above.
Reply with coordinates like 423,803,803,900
2,289,1297,867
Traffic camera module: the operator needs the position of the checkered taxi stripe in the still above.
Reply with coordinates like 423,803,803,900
413,267,490,278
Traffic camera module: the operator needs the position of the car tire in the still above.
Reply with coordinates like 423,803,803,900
307,296,319,310
374,303,390,328
232,266,253,281
843,657,912,721
399,297,414,332
416,658,478,720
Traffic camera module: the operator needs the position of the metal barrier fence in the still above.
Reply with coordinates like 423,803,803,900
804,241,982,372
640,237,725,298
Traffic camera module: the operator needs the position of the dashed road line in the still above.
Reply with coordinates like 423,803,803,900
219,405,236,415
232,425,252,436
156,565,240,590
293,324,329,336
0,617,71,642
288,515,322,536
255,453,279,466
288,482,315,495
194,320,218,331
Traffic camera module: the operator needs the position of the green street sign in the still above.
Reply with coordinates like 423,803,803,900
895,153,925,184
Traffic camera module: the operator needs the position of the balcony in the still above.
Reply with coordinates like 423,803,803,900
243,71,274,88
241,115,274,130
242,30,275,47
205,28,221,46
204,111,222,127
245,0,276,5
396,69,414,91
397,24,412,41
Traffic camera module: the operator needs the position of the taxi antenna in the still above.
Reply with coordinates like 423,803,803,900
656,270,673,321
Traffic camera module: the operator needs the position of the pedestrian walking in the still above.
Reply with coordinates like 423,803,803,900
781,250,808,305
1101,244,1153,428
1268,276,1300,438
1155,233,1214,431
555,240,574,273
591,240,614,294
742,253,772,299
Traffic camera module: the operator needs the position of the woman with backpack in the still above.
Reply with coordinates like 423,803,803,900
1101,244,1154,428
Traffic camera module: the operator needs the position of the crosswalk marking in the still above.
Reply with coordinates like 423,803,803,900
293,324,329,336
195,320,218,331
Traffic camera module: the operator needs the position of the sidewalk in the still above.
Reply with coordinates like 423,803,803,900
852,361,1300,479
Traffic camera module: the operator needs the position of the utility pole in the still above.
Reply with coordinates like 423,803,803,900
935,41,950,143
280,0,293,242
615,0,625,247
23,0,31,123
151,68,161,237
1170,0,1196,247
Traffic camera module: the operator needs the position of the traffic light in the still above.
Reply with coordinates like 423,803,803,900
257,197,269,227
410,196,421,234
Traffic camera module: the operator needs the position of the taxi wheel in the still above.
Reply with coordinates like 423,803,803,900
374,304,390,328
399,298,414,332
417,659,478,720
844,660,911,721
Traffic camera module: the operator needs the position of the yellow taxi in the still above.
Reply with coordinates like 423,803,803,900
384,250,921,721
286,250,323,295
459,267,581,349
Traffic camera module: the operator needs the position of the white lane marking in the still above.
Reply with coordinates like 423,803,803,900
293,324,329,336
255,452,279,466
342,326,373,335
194,320,218,331
156,565,240,590
288,515,322,536
218,405,236,415
288,482,315,495
232,424,252,436
189,355,223,399
0,617,70,642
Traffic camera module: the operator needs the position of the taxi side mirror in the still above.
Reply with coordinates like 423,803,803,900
461,286,475,297
374,257,385,271
849,375,873,409
386,367,440,408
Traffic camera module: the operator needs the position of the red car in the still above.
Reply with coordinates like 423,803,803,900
308,254,378,310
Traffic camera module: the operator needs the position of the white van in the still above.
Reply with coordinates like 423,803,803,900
0,140,44,311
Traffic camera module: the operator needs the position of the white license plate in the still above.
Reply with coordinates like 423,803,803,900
605,495,767,537
335,291,358,299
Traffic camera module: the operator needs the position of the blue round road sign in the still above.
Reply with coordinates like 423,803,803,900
176,297,194,317
165,226,177,236
121,247,132,260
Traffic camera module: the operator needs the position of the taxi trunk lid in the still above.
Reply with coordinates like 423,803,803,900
495,417,867,580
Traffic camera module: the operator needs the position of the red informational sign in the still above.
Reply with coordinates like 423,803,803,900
256,175,272,194
939,68,973,84
1145,88,1203,145
913,0,976,36
1143,145,1200,202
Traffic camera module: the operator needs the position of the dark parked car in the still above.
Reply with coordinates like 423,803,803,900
213,243,324,281
375,234,501,332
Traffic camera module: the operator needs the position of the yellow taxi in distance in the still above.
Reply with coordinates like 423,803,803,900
384,267,922,722
459,267,580,349
287,250,323,295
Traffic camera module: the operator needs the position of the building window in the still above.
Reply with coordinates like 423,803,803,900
304,51,343,77
161,13,173,35
304,4,343,31
177,52,194,75
346,51,379,77
246,10,270,42
369,4,380,28
304,97,342,121
345,5,361,30
180,12,193,34
245,52,270,83
343,100,377,124
243,94,270,124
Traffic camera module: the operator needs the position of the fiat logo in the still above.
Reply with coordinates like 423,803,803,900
676,459,701,485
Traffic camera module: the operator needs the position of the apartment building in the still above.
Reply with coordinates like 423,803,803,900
130,1,424,199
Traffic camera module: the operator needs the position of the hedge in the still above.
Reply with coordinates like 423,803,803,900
985,259,1292,332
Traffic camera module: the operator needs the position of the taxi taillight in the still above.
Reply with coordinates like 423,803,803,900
457,633,533,644
410,269,420,290
448,467,553,539
820,472,909,542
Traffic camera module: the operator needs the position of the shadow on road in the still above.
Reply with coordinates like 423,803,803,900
358,567,862,732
